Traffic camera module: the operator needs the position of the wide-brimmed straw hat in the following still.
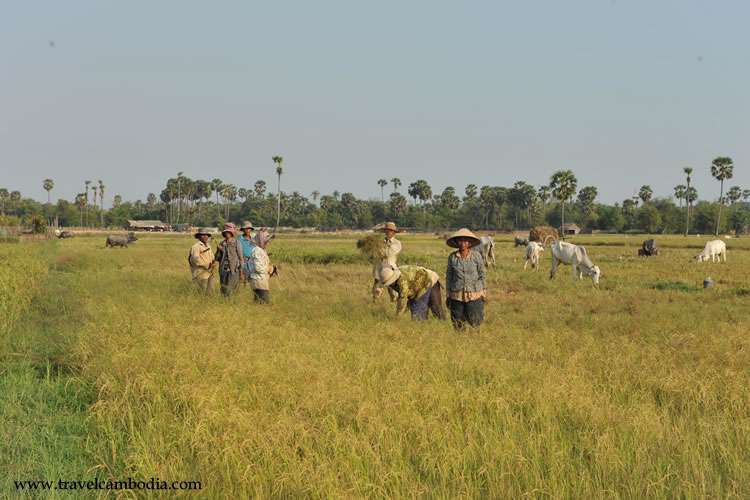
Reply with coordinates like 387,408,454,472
239,221,255,231
221,223,237,236
194,227,213,238
379,221,401,233
446,228,481,248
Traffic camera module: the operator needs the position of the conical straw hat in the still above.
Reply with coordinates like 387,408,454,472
446,228,481,248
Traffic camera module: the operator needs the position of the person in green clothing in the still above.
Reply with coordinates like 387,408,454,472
374,263,445,321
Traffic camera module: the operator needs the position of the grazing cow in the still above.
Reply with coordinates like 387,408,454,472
478,236,496,267
638,239,659,257
694,240,726,263
514,236,529,247
550,240,601,286
523,241,544,270
106,232,138,248
55,230,74,239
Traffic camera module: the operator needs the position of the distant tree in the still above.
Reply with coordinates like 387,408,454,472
710,156,734,235
537,185,551,208
146,193,157,209
464,184,478,201
683,167,693,236
75,192,86,226
10,190,21,213
84,180,91,226
42,178,54,205
238,187,248,201
311,190,320,204
673,184,686,208
253,180,267,197
407,182,420,205
0,188,8,215
727,186,742,204
91,185,98,225
389,192,407,219
743,189,750,202
377,179,388,201
211,178,223,217
549,169,578,238
577,185,598,223
390,177,401,193
638,203,662,233
440,186,460,211
638,185,653,205
113,194,122,207
509,181,536,227
98,180,106,226
272,156,284,231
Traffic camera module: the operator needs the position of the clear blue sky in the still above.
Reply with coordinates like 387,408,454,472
1,0,748,205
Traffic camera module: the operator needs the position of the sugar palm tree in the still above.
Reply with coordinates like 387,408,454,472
673,184,686,209
638,185,653,205
42,178,54,225
727,186,742,204
176,171,184,224
84,180,91,226
272,156,283,231
549,170,578,239
91,185,98,225
377,179,388,202
311,190,320,205
211,178,223,218
743,189,750,203
390,177,401,193
710,156,734,235
98,180,105,226
75,192,86,226
684,167,693,236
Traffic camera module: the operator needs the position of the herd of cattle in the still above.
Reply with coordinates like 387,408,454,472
478,226,729,287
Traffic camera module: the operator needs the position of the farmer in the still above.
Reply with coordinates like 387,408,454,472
188,227,216,294
445,228,486,330
253,227,273,249
214,223,244,297
246,230,273,303
374,263,445,321
238,220,255,267
372,221,403,301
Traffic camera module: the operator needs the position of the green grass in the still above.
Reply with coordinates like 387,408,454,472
1,234,749,497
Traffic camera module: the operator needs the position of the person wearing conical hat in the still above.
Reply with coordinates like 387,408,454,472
214,223,244,297
189,227,216,294
373,262,445,321
445,228,486,330
371,221,403,301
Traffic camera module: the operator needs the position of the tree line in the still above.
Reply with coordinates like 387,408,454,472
2,156,748,236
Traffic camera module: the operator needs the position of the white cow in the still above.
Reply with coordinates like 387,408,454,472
695,240,727,263
478,236,496,268
523,241,545,270
550,240,601,285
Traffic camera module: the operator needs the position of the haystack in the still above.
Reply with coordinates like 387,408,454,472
529,226,559,245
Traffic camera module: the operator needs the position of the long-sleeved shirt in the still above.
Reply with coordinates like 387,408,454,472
446,249,486,302
189,241,215,280
392,265,439,314
215,238,244,274
247,246,271,290
384,237,401,265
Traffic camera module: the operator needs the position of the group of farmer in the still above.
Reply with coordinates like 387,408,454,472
188,222,275,303
372,222,486,331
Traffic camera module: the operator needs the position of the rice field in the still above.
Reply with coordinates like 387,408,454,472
1,233,749,498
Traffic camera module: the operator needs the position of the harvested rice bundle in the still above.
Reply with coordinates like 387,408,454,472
356,234,387,263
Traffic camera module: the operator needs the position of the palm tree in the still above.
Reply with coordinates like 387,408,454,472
75,192,86,226
377,179,388,202
254,180,267,198
9,190,21,215
638,185,653,205
727,186,742,204
743,189,750,203
211,178,223,218
673,184,686,208
84,180,91,226
42,178,54,205
710,156,734,235
0,188,8,215
272,156,283,231
391,177,402,193
684,167,693,236
311,190,320,205
549,170,578,239
537,185,551,208
91,185,98,225
98,180,105,226
176,171,184,224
